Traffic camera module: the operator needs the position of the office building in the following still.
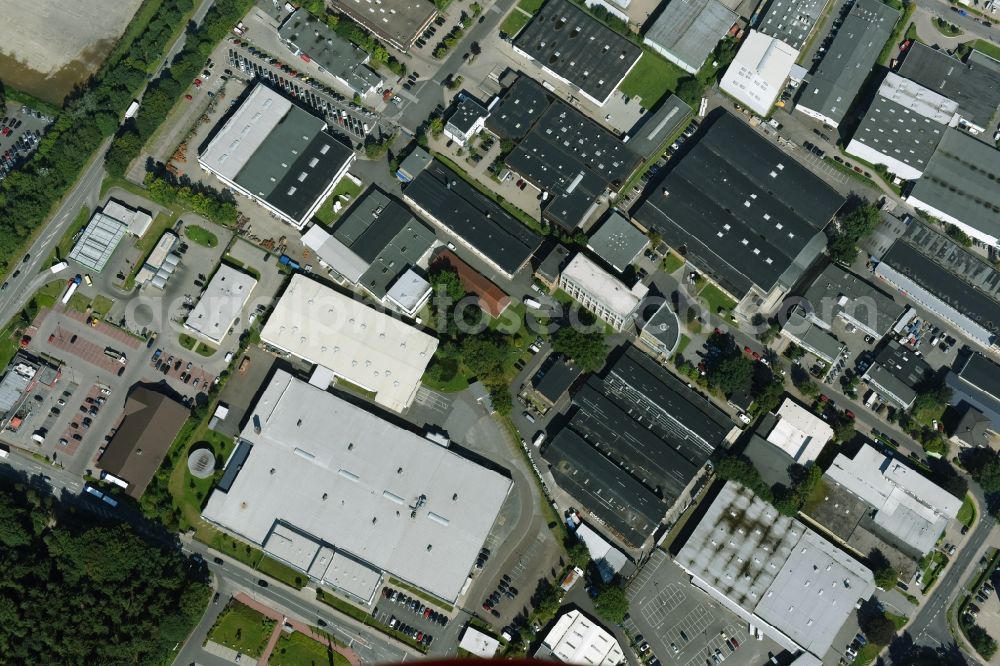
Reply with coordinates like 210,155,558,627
183,265,257,345
845,73,959,181
720,30,799,116
329,0,437,52
395,146,431,183
861,339,932,410
761,397,834,464
796,0,899,128
403,160,542,279
632,112,844,313
638,301,680,359
259,274,439,413
198,84,355,229
0,353,59,427
947,352,1000,438
536,610,624,666
802,263,905,339
460,627,501,658
278,9,382,97
135,231,180,288
779,309,846,365
524,355,582,411
536,244,572,290
675,481,876,659
560,253,648,331
755,0,826,50
587,212,648,273
202,370,512,602
444,96,489,146
642,0,737,74
512,0,641,106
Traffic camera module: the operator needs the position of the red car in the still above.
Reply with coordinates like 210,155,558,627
185,94,193,101
751,351,761,361
1,127,10,137
845,410,856,420
819,394,828,403
193,78,202,87
743,345,752,355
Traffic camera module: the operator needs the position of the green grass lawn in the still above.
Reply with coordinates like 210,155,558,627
673,334,691,359
933,17,962,36
661,251,684,274
958,495,977,527
699,283,736,315
517,0,546,12
851,643,880,666
974,39,1000,61
313,178,363,225
500,9,532,36
35,280,68,310
67,293,91,313
91,295,115,317
207,602,276,658
179,333,197,350
184,224,219,248
270,632,349,666
619,50,686,109
195,342,216,357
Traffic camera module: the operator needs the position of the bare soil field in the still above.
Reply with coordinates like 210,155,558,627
0,0,142,105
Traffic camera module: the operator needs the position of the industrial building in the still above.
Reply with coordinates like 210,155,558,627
825,443,962,557
559,254,648,332
278,9,382,97
675,481,876,659
897,43,1000,135
98,388,189,499
905,129,1000,246
395,146,432,183
795,0,899,128
259,274,439,413
755,0,826,50
202,370,512,603
845,73,958,181
536,610,624,666
947,352,1000,442
544,348,731,547
0,353,60,428
862,339,933,410
779,308,846,364
512,0,641,106
329,0,437,52
720,30,799,116
69,208,131,273
801,263,905,339
135,231,181,289
760,397,834,465
404,160,542,280
444,96,489,146
183,265,257,345
874,225,1000,350
574,522,630,583
302,186,437,317
198,84,356,230
642,0,737,74
587,212,648,273
632,112,844,315
486,76,642,229
623,95,693,155
459,627,501,658
638,301,680,359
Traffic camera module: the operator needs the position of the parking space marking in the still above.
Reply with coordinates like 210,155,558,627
630,550,667,593
414,386,450,412
683,624,748,666
639,584,687,628
663,604,714,646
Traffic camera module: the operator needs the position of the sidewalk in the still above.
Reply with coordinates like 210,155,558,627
235,592,362,666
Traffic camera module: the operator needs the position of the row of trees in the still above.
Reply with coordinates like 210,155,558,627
144,170,239,226
714,453,824,517
299,0,407,76
106,0,257,177
0,0,201,272
828,203,881,265
0,477,210,662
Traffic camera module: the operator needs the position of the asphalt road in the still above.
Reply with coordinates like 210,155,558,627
921,0,999,42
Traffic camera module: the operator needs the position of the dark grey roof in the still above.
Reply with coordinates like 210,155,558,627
236,103,354,223
587,212,648,272
331,187,436,298
898,42,1000,130
643,0,737,72
742,431,795,488
513,0,642,104
797,0,899,125
536,243,572,282
802,263,904,336
899,220,1000,303
869,339,933,393
330,0,436,50
950,353,1000,429
217,440,253,493
957,352,1000,401
532,356,583,403
624,95,693,157
278,10,381,94
543,429,665,548
632,111,843,297
908,129,1000,242
848,81,947,174
404,160,542,276
879,234,1000,339
755,0,825,49
642,302,680,351
952,405,991,447
485,76,552,141
446,97,488,135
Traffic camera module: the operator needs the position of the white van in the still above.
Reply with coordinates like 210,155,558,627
523,296,542,309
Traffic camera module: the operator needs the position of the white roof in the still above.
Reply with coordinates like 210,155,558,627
321,550,383,602
145,232,178,271
576,523,629,582
199,85,293,181
385,268,430,313
201,370,512,602
260,274,438,413
460,627,501,658
720,30,799,116
102,199,153,236
826,444,963,554
302,224,368,283
879,72,960,125
561,253,648,318
264,522,322,571
764,398,834,464
184,265,257,344
540,610,624,666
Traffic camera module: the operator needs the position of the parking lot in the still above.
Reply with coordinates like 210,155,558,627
626,551,781,666
0,102,52,184
372,584,451,650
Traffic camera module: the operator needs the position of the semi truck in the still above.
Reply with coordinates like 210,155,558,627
60,275,82,304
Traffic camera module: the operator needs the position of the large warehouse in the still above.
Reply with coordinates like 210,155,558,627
202,370,512,603
259,274,438,413
632,111,844,315
198,84,355,229
183,265,257,345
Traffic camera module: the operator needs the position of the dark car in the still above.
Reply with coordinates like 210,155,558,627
257,579,268,587
213,592,220,604
213,557,224,564
70,334,77,343
117,367,125,377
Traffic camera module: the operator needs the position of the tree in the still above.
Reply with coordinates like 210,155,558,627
429,116,444,138
552,327,609,372
868,549,899,590
715,454,772,500
862,612,898,646
593,583,629,624
566,535,591,569
829,203,881,265
965,623,999,660
710,354,753,395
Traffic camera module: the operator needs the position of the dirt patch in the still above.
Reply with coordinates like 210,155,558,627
0,0,142,105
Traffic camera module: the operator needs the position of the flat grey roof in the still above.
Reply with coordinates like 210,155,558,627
536,243,572,283
330,0,436,49
513,0,642,104
782,309,846,362
278,10,380,95
203,370,511,602
798,0,899,125
69,212,129,272
755,0,825,50
447,97,488,135
642,302,680,351
802,263,904,336
643,0,737,72
908,128,1000,242
587,212,648,272
898,42,1000,130
632,111,843,297
625,95,693,157
397,146,432,181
